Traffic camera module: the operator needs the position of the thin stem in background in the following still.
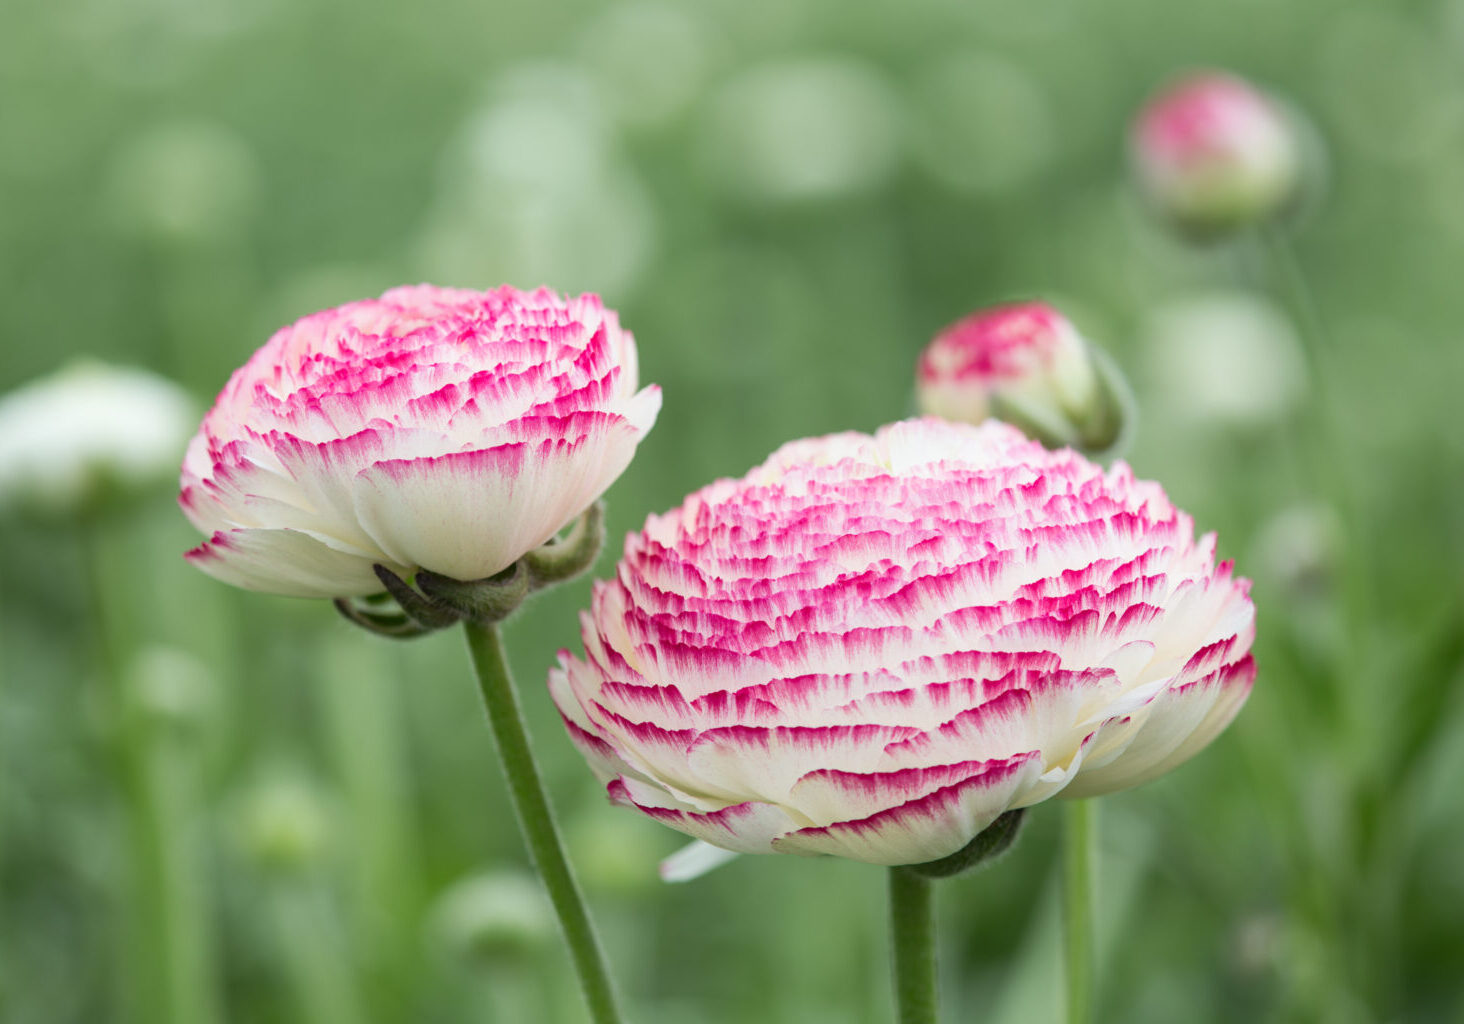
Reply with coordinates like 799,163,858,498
270,879,367,1024
1257,226,1373,629
889,866,937,1024
320,637,420,1018
1258,226,1399,1013
462,619,625,1024
1062,800,1095,1024
81,519,221,1024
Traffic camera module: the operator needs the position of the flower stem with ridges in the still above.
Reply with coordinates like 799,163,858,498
1062,799,1096,1024
462,619,624,1024
889,866,938,1024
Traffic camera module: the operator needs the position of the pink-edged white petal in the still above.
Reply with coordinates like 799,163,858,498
186,527,411,598
773,754,1046,864
1061,651,1256,798
179,285,658,597
608,775,802,857
660,840,742,883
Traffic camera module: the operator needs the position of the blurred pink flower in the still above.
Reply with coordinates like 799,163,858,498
916,302,1125,453
181,285,660,598
1132,71,1300,237
552,419,1254,867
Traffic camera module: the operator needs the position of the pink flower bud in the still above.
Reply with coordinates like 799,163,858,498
180,285,660,598
551,419,1255,867
1132,72,1301,238
915,302,1127,454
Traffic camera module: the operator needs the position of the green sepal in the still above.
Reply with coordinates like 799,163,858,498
373,565,465,629
418,560,532,624
332,598,433,639
903,808,1026,879
333,503,608,638
524,501,605,585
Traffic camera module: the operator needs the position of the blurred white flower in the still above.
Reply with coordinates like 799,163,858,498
415,62,657,299
232,773,335,873
1145,291,1306,429
107,120,260,244
574,2,714,129
70,0,284,91
429,870,556,968
1248,503,1341,598
699,56,904,203
0,361,196,517
127,646,220,734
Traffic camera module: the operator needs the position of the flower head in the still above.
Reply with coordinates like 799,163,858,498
552,419,1254,867
915,302,1127,454
0,361,195,518
181,284,660,598
1131,71,1301,238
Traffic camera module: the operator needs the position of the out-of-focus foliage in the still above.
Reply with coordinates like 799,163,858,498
2,0,1462,1022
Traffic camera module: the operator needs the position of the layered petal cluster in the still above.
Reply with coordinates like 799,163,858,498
181,285,660,598
1132,71,1301,238
915,303,1124,454
552,419,1254,867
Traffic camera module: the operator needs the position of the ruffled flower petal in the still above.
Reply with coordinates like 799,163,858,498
180,285,658,597
551,418,1254,867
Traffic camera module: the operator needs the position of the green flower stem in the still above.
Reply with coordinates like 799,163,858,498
1062,800,1096,1024
320,638,418,1017
1258,227,1374,643
269,879,366,1024
889,866,938,1024
81,521,220,1024
462,619,624,1024
1261,223,1392,1014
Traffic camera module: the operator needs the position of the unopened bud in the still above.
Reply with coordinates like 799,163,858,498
1131,71,1302,239
126,646,219,736
915,302,1130,456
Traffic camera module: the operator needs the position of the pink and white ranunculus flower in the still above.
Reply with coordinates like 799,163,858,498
181,285,660,598
1132,71,1300,237
551,419,1254,867
915,302,1126,454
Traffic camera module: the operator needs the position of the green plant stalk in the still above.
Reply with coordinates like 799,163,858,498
1259,227,1396,1010
270,879,366,1024
320,638,418,1017
1062,800,1095,1024
889,867,937,1024
1258,227,1373,638
82,521,221,1024
462,619,624,1024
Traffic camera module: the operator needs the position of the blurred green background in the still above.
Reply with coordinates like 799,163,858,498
3,0,1463,1021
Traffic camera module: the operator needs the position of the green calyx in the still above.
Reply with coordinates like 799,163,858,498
903,808,1027,880
989,344,1134,460
333,502,605,639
